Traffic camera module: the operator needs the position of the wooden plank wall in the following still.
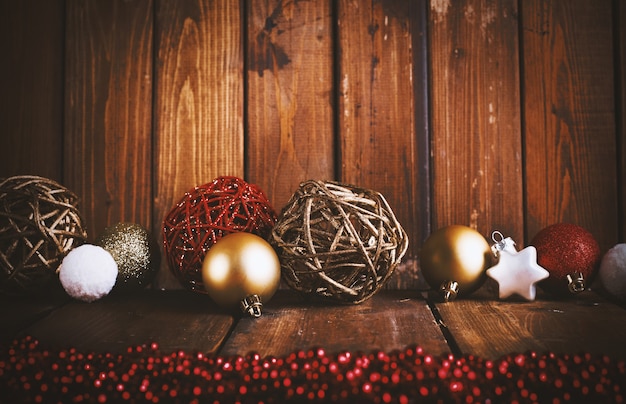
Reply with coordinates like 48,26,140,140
0,0,623,291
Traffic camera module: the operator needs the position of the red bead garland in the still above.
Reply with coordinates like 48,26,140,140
162,177,276,293
2,336,625,403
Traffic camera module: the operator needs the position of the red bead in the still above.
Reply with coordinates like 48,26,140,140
391,372,400,384
450,381,463,392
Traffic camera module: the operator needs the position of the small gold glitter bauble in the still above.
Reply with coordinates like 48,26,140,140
202,232,280,317
95,222,160,292
420,225,491,301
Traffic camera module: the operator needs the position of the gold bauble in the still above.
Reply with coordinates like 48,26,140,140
202,232,280,317
420,225,491,301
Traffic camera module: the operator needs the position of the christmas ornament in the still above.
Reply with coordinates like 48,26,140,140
0,176,87,295
420,225,491,301
531,223,600,296
95,223,160,292
271,180,408,304
58,244,118,302
162,176,276,293
486,231,549,301
202,232,280,317
598,243,626,302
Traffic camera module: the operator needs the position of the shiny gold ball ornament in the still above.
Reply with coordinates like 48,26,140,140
202,232,280,317
420,225,492,301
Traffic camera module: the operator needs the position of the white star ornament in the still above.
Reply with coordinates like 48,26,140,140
487,245,549,301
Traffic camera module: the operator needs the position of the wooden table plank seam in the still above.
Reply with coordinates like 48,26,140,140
423,294,463,357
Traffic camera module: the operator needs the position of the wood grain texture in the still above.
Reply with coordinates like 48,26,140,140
246,0,335,211
522,0,618,251
337,0,426,288
0,0,64,181
613,1,626,243
0,0,622,294
153,0,244,289
429,0,524,243
22,291,234,354
435,290,626,359
64,0,154,238
220,290,450,358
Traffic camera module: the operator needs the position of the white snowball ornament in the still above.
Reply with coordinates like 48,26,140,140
599,243,626,302
58,244,118,302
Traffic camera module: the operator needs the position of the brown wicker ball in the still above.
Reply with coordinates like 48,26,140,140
271,180,409,304
0,176,87,295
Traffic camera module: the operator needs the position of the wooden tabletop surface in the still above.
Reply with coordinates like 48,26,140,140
3,284,626,361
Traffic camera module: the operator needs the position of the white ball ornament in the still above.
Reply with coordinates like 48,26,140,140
58,244,118,302
599,243,626,302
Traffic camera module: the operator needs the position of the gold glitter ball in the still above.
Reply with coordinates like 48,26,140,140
95,223,160,292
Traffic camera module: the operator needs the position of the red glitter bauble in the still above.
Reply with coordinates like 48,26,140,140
530,223,600,296
162,176,277,292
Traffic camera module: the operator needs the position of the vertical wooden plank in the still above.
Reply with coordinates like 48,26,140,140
65,0,153,237
246,0,335,211
154,0,244,289
0,0,64,181
429,1,524,242
338,0,428,288
614,1,626,243
522,0,617,252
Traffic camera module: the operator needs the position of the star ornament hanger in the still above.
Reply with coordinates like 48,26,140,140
486,232,550,301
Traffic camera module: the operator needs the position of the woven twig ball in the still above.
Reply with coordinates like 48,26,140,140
0,176,87,295
162,176,277,293
271,180,409,304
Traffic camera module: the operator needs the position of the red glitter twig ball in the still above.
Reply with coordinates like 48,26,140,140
162,176,277,293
